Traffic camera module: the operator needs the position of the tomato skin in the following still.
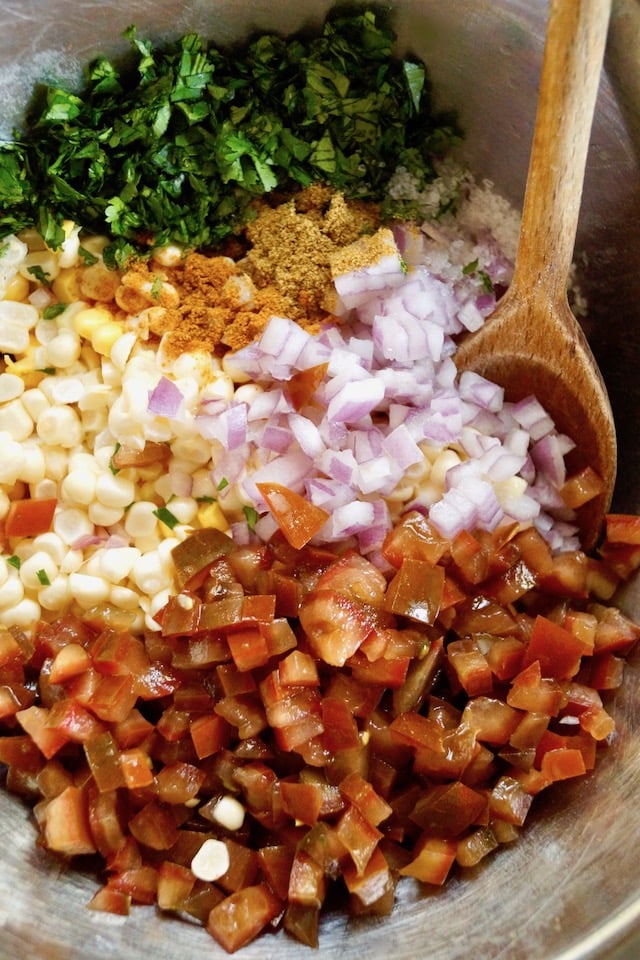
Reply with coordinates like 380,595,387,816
383,559,444,625
398,836,457,885
521,615,587,680
299,588,380,667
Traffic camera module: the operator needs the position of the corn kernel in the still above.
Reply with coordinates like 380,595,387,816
73,305,114,341
52,268,84,303
3,273,30,302
197,501,229,531
92,321,124,356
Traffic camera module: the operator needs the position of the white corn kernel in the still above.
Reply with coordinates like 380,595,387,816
0,491,9,521
61,470,97,506
162,497,198,524
0,398,33,442
124,501,159,539
30,479,58,500
0,373,24,402
95,471,136,509
37,405,83,448
41,448,69,481
68,572,111,607
50,376,85,406
211,795,245,831
99,547,141,583
20,251,60,282
110,585,143,610
59,549,83,574
0,438,25,484
88,502,124,527
0,576,24,608
53,507,94,546
0,597,41,628
20,444,46,485
19,551,59,591
44,330,82,369
131,552,166,595
21,388,50,421
190,839,230,882
110,332,137,372
31,532,67,565
430,449,462,488
38,575,72,611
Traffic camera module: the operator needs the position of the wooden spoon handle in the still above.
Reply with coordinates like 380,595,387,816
510,0,612,307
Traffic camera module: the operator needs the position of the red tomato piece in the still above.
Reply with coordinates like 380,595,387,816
540,747,587,782
5,497,57,538
410,781,488,838
43,785,96,856
605,513,640,545
381,510,449,568
399,836,457,885
257,482,329,549
522,614,586,680
206,882,283,953
157,860,196,911
284,362,329,410
87,885,131,915
383,559,445,625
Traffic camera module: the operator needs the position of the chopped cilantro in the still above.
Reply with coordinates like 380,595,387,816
150,275,163,300
462,258,494,294
217,477,229,492
6,555,21,569
462,258,479,275
42,303,67,320
0,10,459,256
78,245,99,266
243,505,259,532
153,506,179,529
36,367,56,375
27,265,52,286
36,569,51,586
196,495,216,504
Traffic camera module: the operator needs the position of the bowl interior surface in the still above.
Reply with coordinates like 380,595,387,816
1,2,639,959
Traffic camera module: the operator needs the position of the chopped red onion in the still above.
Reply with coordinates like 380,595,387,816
148,376,184,419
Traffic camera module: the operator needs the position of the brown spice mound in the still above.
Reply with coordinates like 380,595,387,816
119,188,381,359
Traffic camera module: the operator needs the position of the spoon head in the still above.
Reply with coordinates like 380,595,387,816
455,296,617,551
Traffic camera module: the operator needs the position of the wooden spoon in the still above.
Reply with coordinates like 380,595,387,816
455,0,616,550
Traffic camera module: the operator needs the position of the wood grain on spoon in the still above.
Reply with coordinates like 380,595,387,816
455,0,616,550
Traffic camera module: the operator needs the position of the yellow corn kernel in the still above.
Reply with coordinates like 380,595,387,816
4,346,46,388
91,321,124,356
3,273,30,302
197,501,229,531
73,305,115,340
52,268,84,303
138,480,163,502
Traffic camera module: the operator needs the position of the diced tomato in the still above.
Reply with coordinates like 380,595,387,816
288,848,327,907
257,482,329,550
507,661,565,716
410,781,488,838
342,844,393,909
489,776,533,825
129,800,180,850
605,513,640,545
560,466,604,509
383,559,444,625
456,826,499,868
190,713,231,760
5,497,57,538
15,705,71,759
43,785,96,856
283,362,329,410
227,628,270,673
335,804,382,876
157,860,196,911
207,882,283,953
447,637,493,697
521,615,587,680
540,747,587,783
87,885,132,915
381,511,449,568
109,866,159,905
461,697,520,745
321,697,360,752
398,836,457,885
299,588,379,667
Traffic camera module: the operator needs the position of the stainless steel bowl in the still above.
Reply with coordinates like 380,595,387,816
1,2,639,958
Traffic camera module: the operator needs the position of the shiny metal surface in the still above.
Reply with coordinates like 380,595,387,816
1,1,639,958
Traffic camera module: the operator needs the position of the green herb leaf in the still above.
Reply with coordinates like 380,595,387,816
153,505,179,529
36,569,51,586
27,265,52,286
42,303,67,320
78,245,99,266
243,505,259,532
217,477,229,492
6,555,21,570
0,10,460,253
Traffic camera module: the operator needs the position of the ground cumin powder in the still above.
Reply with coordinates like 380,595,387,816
118,187,381,359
